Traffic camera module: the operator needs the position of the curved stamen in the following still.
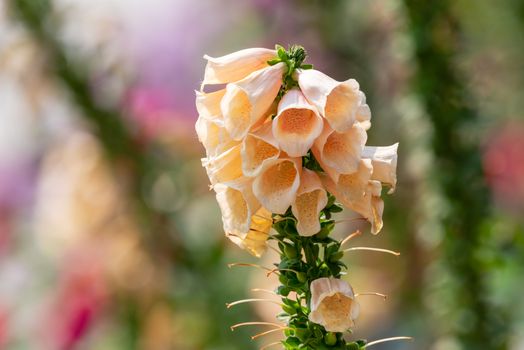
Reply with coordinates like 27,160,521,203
355,292,387,300
365,336,413,348
273,216,297,224
340,230,362,246
230,322,285,331
251,327,289,340
228,263,273,272
251,288,278,296
343,247,400,256
266,268,300,277
226,298,282,308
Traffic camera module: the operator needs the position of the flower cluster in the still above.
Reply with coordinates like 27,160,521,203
196,46,398,256
196,45,406,349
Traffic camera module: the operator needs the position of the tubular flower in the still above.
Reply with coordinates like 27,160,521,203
297,69,362,133
362,143,398,193
215,179,260,233
322,160,386,234
241,121,280,177
309,278,360,332
272,88,323,157
226,207,272,258
221,63,285,140
292,169,327,236
202,48,277,88
313,121,367,181
195,45,404,349
253,157,301,214
202,143,243,186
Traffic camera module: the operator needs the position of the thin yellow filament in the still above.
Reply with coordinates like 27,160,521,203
230,322,285,331
366,336,413,348
251,327,289,340
226,298,282,309
266,268,299,277
355,292,387,300
228,263,273,272
340,230,362,246
251,288,278,296
343,247,400,256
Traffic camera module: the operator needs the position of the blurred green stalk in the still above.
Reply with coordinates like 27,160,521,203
403,1,508,349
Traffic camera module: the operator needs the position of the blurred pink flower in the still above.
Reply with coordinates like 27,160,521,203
44,249,108,350
125,85,183,139
484,122,524,213
0,307,8,349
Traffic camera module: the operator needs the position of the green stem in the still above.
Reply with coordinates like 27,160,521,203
271,205,366,350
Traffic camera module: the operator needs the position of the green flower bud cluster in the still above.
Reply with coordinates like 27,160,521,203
268,44,313,100
270,194,368,350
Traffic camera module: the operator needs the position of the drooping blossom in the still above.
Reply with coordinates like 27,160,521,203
309,277,360,332
196,46,398,255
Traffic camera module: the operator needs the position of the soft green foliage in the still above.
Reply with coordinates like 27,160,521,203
270,199,367,350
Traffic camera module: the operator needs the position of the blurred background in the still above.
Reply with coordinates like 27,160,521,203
1,0,524,349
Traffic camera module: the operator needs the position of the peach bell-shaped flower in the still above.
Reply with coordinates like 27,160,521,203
253,157,301,214
195,89,225,120
272,88,323,157
195,117,238,158
226,207,273,258
202,144,244,186
291,169,328,236
309,277,360,332
362,143,398,193
221,63,285,140
313,122,367,181
241,121,280,177
355,91,372,131
202,48,277,88
321,160,384,234
214,179,260,234
297,69,362,133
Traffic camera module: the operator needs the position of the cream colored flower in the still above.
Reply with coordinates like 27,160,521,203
195,89,226,121
221,63,285,140
292,169,328,236
226,207,273,257
195,116,238,157
321,160,384,234
355,91,371,131
362,143,398,193
241,121,280,177
272,88,323,157
309,277,360,332
202,143,243,186
215,179,260,233
313,121,367,181
253,157,301,214
297,69,362,133
202,48,277,88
